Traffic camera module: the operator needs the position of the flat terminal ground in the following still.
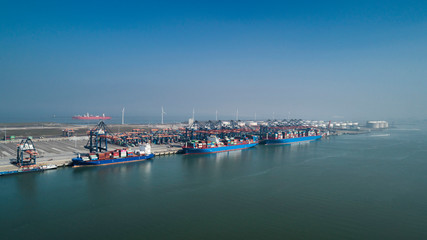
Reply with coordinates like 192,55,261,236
0,139,123,166
0,138,183,168
0,122,185,173
0,122,186,139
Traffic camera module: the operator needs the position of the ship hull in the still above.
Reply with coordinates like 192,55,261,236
0,166,43,176
72,117,112,120
183,143,258,154
72,153,155,166
263,135,322,145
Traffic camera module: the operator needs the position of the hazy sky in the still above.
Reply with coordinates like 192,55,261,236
1,0,426,122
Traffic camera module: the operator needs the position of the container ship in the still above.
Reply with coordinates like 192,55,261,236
72,144,154,166
262,128,322,145
182,136,259,154
72,113,111,120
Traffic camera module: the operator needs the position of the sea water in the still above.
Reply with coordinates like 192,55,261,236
1,122,427,239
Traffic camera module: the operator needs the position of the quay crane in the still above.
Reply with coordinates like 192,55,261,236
15,138,38,166
85,121,113,153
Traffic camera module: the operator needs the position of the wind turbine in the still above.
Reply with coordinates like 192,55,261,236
161,106,167,124
192,108,195,121
121,107,125,125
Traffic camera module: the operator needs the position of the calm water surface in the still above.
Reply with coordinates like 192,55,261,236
1,123,427,239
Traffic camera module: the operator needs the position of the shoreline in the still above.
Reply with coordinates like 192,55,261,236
0,121,374,176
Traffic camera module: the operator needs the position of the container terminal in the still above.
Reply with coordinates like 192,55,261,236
0,119,381,175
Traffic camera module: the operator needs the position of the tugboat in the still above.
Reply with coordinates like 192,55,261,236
40,164,58,170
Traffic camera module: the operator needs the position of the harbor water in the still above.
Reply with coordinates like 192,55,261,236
2,122,427,239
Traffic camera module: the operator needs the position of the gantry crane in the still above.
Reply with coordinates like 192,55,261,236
16,138,38,166
85,121,113,153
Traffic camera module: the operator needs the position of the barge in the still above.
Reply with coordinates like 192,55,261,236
0,165,43,176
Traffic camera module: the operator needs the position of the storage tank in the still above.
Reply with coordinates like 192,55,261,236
367,121,377,128
367,121,388,129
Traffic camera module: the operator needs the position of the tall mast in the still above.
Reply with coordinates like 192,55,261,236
121,108,125,125
161,106,166,124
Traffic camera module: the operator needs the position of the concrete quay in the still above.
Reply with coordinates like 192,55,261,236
0,138,183,174
151,144,183,156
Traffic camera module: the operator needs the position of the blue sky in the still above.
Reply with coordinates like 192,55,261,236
1,0,426,122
